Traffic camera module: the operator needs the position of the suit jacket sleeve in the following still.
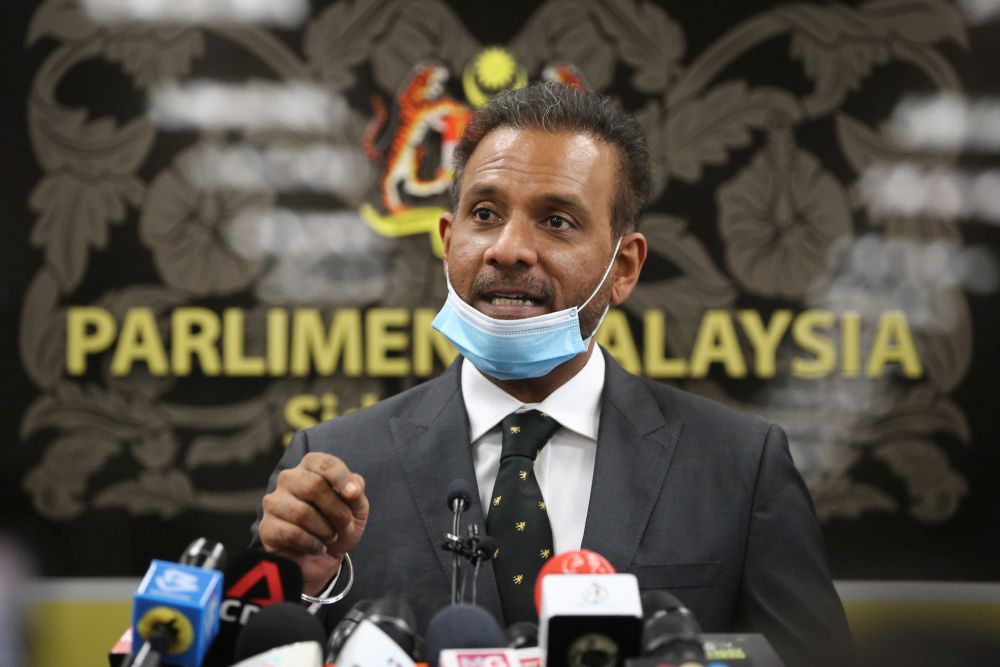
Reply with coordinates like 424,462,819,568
735,423,854,667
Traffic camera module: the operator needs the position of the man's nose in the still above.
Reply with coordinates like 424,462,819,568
483,218,538,268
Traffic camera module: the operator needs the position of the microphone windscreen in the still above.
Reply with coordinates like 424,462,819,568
446,479,473,510
202,549,304,667
534,549,615,613
639,590,703,659
232,602,325,663
425,604,506,667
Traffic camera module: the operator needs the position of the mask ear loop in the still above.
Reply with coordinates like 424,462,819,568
579,236,624,312
578,236,624,342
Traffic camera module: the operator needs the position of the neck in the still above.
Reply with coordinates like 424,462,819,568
482,342,596,403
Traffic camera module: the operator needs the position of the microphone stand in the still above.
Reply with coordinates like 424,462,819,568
444,495,467,605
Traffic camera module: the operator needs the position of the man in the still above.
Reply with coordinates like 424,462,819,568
254,83,852,666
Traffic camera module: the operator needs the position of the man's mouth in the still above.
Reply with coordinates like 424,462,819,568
489,294,538,307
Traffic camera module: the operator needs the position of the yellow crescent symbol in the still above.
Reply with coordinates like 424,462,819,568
137,606,195,655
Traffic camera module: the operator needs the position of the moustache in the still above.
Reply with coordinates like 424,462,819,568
470,271,553,303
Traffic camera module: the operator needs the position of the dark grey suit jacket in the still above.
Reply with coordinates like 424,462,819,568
255,349,852,666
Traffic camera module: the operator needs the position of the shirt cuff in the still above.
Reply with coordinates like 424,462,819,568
305,561,343,614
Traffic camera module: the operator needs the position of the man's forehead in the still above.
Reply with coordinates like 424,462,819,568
458,126,615,200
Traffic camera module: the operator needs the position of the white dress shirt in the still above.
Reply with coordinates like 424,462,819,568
462,350,605,555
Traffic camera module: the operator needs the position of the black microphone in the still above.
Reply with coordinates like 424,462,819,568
639,590,704,661
506,621,539,649
468,534,497,606
232,602,325,664
331,597,420,666
425,604,507,667
201,550,304,667
444,479,473,605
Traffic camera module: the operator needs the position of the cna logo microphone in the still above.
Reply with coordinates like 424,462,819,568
201,550,304,667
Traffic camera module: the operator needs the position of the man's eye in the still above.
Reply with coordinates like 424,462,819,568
547,216,571,229
473,207,495,222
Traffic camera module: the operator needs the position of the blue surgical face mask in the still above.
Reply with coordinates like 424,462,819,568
431,237,623,380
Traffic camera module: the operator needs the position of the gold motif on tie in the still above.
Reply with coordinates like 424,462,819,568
539,412,549,417
540,549,551,559
492,548,500,559
493,495,502,506
513,574,524,585
519,470,528,480
509,426,521,434
537,501,545,510
515,521,526,531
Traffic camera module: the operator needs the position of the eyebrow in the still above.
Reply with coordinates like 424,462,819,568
462,184,590,216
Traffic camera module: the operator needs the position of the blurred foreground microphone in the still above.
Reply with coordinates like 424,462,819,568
426,604,507,667
638,590,704,662
201,550,304,667
534,549,616,613
180,538,226,571
125,540,226,667
330,597,420,667
506,622,539,649
537,550,641,667
444,479,473,605
231,602,324,665
325,599,372,661
230,642,321,667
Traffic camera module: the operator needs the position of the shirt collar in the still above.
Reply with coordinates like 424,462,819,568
461,349,606,442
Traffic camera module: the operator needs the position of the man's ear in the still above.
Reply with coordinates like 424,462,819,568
610,232,647,305
439,211,454,258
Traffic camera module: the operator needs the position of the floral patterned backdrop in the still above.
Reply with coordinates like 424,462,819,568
2,0,999,580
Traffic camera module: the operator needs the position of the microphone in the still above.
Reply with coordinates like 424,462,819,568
425,604,507,667
533,548,616,614
325,599,372,661
229,641,322,667
639,590,704,661
179,537,226,571
506,622,538,649
468,534,497,606
125,539,227,667
444,479,473,605
331,597,421,666
231,602,325,664
536,550,642,667
201,549,304,667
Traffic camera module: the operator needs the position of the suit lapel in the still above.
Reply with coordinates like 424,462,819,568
582,350,684,572
388,361,503,619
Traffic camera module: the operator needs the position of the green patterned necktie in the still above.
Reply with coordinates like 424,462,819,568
486,409,560,624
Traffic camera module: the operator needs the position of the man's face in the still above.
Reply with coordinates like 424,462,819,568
440,127,630,337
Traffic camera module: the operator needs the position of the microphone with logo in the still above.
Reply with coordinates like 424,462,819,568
536,549,643,667
230,602,326,667
123,541,227,667
328,597,422,667
200,549,304,667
